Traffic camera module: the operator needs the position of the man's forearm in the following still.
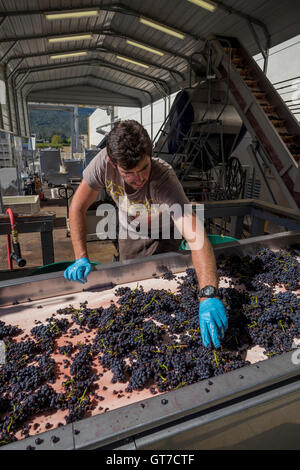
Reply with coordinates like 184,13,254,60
191,233,219,293
178,213,218,293
69,208,88,260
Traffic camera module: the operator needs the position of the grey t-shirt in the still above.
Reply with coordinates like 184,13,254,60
83,147,190,243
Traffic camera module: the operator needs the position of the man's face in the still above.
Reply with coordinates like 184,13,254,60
117,155,151,190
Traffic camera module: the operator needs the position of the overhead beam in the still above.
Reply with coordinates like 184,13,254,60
247,20,270,73
213,1,270,37
0,3,203,42
213,0,271,59
0,2,272,46
1,40,19,62
3,28,190,65
13,63,159,108
5,44,185,82
12,58,170,96
101,29,189,62
22,73,153,105
7,57,24,80
24,78,143,107
93,46,185,81
0,16,6,28
28,103,78,112
27,82,142,108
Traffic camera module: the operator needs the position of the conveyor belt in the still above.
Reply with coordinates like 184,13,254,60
0,272,277,441
0,275,184,441
0,231,299,450
208,36,300,211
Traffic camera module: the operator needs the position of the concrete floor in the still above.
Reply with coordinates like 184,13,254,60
0,201,118,275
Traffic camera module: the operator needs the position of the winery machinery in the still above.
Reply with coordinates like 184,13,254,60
0,227,299,450
154,35,300,211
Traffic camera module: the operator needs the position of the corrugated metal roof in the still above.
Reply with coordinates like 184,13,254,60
28,84,142,107
0,0,299,107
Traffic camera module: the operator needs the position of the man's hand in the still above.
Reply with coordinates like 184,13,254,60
64,258,92,284
199,298,228,348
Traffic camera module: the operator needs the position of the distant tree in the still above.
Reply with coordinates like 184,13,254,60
29,108,96,145
51,134,61,146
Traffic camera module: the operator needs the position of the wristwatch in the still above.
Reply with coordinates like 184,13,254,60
199,285,219,299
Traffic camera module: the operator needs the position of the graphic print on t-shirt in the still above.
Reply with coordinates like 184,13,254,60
82,147,190,240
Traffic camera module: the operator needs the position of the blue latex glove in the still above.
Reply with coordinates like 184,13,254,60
64,258,92,284
199,298,228,348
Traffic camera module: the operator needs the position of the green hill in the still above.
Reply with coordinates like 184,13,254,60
29,107,95,141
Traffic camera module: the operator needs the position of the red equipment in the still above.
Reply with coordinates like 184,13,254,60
6,208,26,270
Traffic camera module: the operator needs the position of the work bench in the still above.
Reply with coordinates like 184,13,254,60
0,211,56,266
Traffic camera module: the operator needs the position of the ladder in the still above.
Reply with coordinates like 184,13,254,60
206,35,300,211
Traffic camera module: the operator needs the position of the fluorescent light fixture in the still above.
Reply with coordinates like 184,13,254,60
116,55,149,68
45,9,99,20
48,34,93,43
50,51,88,60
139,17,185,39
126,39,164,56
187,0,217,12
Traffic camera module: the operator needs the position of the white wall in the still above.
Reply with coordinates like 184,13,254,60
88,93,178,147
254,35,300,121
115,106,141,122
88,108,110,147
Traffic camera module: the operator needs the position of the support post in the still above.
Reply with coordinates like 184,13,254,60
70,110,74,158
150,101,153,140
74,105,79,154
250,215,265,237
230,215,244,239
0,183,3,214
40,228,55,265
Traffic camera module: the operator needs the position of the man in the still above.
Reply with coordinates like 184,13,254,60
64,120,227,348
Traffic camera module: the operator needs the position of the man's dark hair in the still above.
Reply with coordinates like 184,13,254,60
106,120,152,170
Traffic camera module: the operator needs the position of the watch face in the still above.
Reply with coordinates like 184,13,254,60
202,286,216,297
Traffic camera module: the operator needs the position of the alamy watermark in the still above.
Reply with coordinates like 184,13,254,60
0,340,5,365
291,341,300,365
95,201,205,249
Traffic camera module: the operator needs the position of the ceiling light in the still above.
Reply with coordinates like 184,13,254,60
116,55,149,68
48,34,93,43
126,39,164,56
187,0,217,12
50,51,88,60
45,9,99,20
139,17,185,39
